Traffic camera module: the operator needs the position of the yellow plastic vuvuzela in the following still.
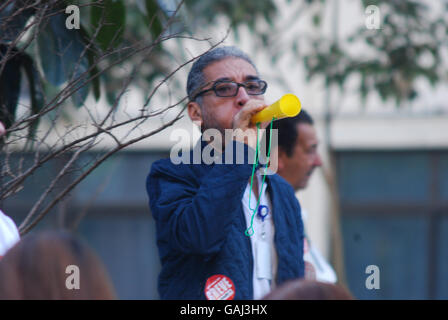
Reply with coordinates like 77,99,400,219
251,93,301,124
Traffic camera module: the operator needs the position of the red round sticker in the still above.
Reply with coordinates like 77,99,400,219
204,274,235,300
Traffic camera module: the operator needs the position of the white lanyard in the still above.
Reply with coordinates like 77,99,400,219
251,175,272,281
255,204,272,281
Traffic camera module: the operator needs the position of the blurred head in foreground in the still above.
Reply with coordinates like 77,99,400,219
262,279,354,300
0,231,116,299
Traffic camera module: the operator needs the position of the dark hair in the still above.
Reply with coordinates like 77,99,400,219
0,231,116,299
262,279,354,300
187,46,258,102
266,109,314,157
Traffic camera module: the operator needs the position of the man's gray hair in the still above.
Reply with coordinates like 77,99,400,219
186,46,258,103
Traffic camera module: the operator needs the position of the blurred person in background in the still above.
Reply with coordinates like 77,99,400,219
0,120,20,259
267,109,337,283
0,230,116,299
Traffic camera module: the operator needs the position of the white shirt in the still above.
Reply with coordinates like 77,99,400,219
301,209,337,283
0,209,20,258
241,171,277,300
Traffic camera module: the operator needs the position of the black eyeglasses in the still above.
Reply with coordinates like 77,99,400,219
191,79,268,101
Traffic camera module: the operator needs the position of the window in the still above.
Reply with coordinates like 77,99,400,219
337,151,448,299
2,151,167,299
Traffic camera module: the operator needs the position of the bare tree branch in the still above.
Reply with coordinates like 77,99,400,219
0,1,230,235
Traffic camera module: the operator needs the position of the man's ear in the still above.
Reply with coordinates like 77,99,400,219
187,101,203,127
277,148,288,172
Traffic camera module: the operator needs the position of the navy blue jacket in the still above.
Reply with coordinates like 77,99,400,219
146,140,305,299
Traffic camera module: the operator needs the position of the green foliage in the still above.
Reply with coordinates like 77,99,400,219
90,0,126,51
183,0,278,34
21,54,44,140
0,0,162,133
2,0,445,137
145,0,164,39
0,46,22,131
0,45,43,139
303,0,447,106
0,0,286,136
38,9,88,86
0,1,35,43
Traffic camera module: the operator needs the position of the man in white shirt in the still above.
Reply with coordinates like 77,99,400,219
0,121,20,258
0,210,20,258
268,109,337,283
